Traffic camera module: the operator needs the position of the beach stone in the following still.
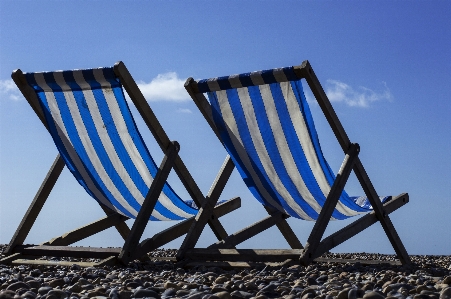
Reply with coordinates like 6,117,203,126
46,289,68,299
70,265,81,271
0,290,16,299
49,279,65,288
134,288,160,299
161,288,177,298
203,295,220,299
348,288,365,299
67,283,83,293
301,293,314,299
362,291,385,299
212,286,229,293
441,287,451,299
164,282,178,290
26,281,40,290
306,278,318,286
215,277,229,285
81,284,94,291
87,289,107,298
186,293,205,299
244,280,257,290
118,290,132,299
109,289,119,299
230,290,253,299
254,295,269,299
337,288,352,299
301,288,317,297
6,282,30,291
38,287,53,296
125,281,141,289
29,269,41,278
21,291,37,299
215,291,232,299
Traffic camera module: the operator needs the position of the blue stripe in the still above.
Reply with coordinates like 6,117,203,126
52,72,136,217
26,68,198,220
25,73,111,208
290,80,369,214
77,69,197,218
217,88,302,216
30,73,135,218
66,70,142,212
269,82,350,219
246,85,316,219
209,90,280,209
94,70,196,217
208,77,374,219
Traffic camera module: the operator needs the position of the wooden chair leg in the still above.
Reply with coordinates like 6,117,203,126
4,155,65,256
177,156,235,259
300,143,359,265
118,141,179,264
353,161,411,265
43,213,129,246
134,197,241,259
315,193,409,259
264,206,303,249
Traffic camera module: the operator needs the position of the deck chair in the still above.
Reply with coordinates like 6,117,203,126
1,61,240,267
182,60,411,266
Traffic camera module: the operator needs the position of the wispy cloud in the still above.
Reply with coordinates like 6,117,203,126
137,72,189,102
176,108,192,114
0,79,21,101
325,80,393,108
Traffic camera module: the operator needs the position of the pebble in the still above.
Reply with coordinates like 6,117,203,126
0,246,450,299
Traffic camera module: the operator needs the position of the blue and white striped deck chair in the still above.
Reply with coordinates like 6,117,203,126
184,60,411,266
3,61,240,267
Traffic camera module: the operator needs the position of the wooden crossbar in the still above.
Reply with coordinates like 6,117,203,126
184,60,411,266
3,61,240,267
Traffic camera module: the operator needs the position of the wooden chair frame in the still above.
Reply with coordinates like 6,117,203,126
182,60,411,266
1,61,240,267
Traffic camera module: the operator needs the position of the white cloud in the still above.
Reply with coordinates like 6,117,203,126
176,108,192,114
325,80,393,108
0,79,22,101
136,72,189,102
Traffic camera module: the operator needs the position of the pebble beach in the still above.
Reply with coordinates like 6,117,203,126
1,246,450,299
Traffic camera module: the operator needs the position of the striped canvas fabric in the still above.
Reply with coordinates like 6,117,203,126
198,66,388,220
25,67,198,221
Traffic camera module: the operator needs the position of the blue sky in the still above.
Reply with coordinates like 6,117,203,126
0,1,450,255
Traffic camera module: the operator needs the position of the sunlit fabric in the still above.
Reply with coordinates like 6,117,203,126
25,67,198,220
198,67,388,220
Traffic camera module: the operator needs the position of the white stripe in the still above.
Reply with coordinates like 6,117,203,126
50,72,139,217
215,90,285,212
91,70,194,219
33,73,125,216
281,82,363,217
258,84,326,218
69,72,146,205
234,87,314,220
